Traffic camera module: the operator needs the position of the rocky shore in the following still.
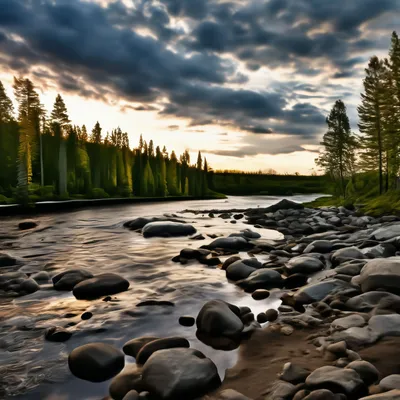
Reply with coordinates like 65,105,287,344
3,198,400,399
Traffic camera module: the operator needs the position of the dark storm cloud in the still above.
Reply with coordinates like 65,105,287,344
0,0,397,148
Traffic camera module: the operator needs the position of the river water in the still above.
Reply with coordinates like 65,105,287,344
0,194,322,400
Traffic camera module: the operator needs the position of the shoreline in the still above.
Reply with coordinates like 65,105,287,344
0,195,227,217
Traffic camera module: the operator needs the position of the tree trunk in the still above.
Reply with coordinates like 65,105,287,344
40,131,44,187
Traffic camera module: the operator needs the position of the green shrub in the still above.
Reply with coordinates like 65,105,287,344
87,188,110,199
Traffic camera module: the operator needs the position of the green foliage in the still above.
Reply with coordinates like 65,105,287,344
88,188,109,199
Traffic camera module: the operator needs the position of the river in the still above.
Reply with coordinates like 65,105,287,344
0,194,323,400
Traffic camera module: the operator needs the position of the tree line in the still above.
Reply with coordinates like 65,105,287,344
0,81,212,204
316,31,400,198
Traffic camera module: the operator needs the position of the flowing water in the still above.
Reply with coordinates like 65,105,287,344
0,194,322,400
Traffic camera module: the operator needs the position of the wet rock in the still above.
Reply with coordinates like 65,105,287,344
237,268,284,291
356,258,400,294
52,269,94,291
45,326,72,342
264,199,304,213
136,337,190,365
371,224,400,241
284,273,309,289
332,247,366,266
286,256,324,275
196,300,243,338
305,365,366,397
362,243,397,258
257,313,268,323
279,362,310,384
217,389,252,399
234,214,244,220
18,219,38,230
73,273,129,300
326,341,347,357
303,389,337,400
331,326,379,349
268,381,297,399
190,234,205,240
68,342,125,382
122,391,140,400
123,337,160,358
109,364,145,400
346,361,379,386
31,271,50,283
331,314,366,331
346,291,400,312
219,213,231,219
124,217,183,230
379,375,400,391
294,279,351,304
359,391,400,399
81,312,93,320
303,240,334,254
0,253,17,268
142,222,196,238
142,348,221,400
226,261,257,281
179,316,195,327
265,309,279,322
179,248,211,260
208,237,253,251
221,256,242,270
252,289,270,300
335,262,364,276
20,278,40,294
136,300,174,307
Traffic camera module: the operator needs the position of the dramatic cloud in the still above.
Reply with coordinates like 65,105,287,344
0,0,398,160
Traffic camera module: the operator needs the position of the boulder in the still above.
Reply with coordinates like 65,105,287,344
124,217,162,230
356,258,400,294
52,269,94,291
196,300,243,338
294,279,351,304
68,343,124,382
45,326,72,342
237,269,284,291
123,337,159,358
208,237,253,251
371,224,400,241
142,222,196,238
369,314,400,337
109,364,145,400
346,292,400,312
346,361,379,386
73,273,129,300
286,256,324,275
142,348,221,399
331,314,366,331
305,365,366,396
264,199,304,213
331,247,366,265
362,244,397,259
136,337,190,365
304,240,334,254
226,261,256,281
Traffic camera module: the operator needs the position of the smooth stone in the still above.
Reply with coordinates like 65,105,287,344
20,278,40,294
332,247,366,265
209,237,253,251
369,314,400,337
179,316,195,327
284,273,309,289
359,391,400,399
122,391,140,400
81,312,93,320
179,248,211,260
257,313,268,323
217,389,252,399
73,273,129,300
0,253,17,267
268,381,297,399
265,309,278,322
252,289,270,300
305,365,366,396
123,217,164,230
294,279,351,304
331,314,366,331
123,337,160,358
331,326,379,348
45,326,72,342
286,256,324,275
18,220,38,230
237,268,283,291
303,390,336,400
304,240,334,254
221,256,241,270
281,325,294,336
142,222,196,238
380,375,400,391
136,337,190,365
142,348,221,400
68,343,125,382
362,244,397,258
279,362,310,384
109,364,145,400
226,261,256,281
52,269,94,291
264,199,304,213
371,224,400,241
346,361,379,386
357,258,400,294
196,300,243,338
327,341,347,356
346,292,400,312
31,271,50,283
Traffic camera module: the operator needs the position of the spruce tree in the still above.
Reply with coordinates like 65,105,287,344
358,56,387,194
316,100,357,197
0,81,14,123
91,121,102,143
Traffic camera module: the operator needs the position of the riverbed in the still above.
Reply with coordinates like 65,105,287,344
0,194,322,400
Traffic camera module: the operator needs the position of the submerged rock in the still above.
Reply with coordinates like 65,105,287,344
52,269,94,291
73,273,129,300
237,268,284,291
142,348,221,400
208,237,253,251
142,222,196,238
226,261,257,281
123,337,159,358
0,253,17,268
45,326,72,342
68,342,125,382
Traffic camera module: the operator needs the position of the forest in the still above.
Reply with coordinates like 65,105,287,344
0,80,215,205
314,31,400,214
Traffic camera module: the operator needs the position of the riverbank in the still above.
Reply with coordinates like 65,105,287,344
2,195,400,399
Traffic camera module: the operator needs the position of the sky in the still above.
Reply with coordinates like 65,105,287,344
0,0,398,174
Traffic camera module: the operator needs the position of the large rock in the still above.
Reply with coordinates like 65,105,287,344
142,348,221,399
286,256,324,275
136,337,190,365
208,237,253,251
196,300,243,338
264,199,304,213
346,292,400,312
331,314,366,331
237,268,284,291
362,243,397,259
52,269,94,291
142,222,196,238
73,273,129,300
124,217,163,230
379,375,400,391
68,343,125,382
346,361,379,386
304,240,334,254
226,261,256,281
123,337,159,358
0,253,17,268
109,364,145,400
369,314,400,337
371,224,400,241
305,366,366,396
294,279,351,304
356,258,400,294
331,247,366,266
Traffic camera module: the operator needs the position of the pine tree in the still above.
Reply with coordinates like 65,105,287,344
167,151,178,195
358,56,387,194
80,124,88,142
91,121,102,144
0,81,14,123
316,100,357,197
51,94,70,127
